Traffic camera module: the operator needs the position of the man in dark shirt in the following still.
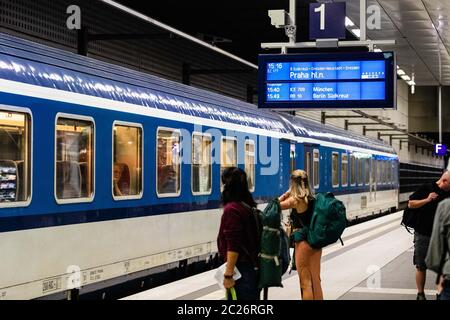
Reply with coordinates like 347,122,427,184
408,171,450,300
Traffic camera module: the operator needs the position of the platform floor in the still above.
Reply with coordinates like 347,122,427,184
122,211,440,300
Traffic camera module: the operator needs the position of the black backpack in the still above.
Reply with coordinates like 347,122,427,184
401,206,418,234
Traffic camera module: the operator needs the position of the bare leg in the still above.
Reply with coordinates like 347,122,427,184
415,268,426,294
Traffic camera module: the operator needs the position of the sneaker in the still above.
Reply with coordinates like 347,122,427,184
416,292,426,300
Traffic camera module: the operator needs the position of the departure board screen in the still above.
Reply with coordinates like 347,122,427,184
258,52,396,110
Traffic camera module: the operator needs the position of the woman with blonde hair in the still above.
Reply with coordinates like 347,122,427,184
278,169,323,300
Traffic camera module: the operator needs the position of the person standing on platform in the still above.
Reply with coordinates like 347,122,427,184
426,198,450,300
407,171,450,300
217,167,260,300
278,169,322,300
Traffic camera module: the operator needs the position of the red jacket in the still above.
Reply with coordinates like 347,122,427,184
217,202,259,265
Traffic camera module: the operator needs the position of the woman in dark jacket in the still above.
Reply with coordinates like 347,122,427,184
217,167,260,300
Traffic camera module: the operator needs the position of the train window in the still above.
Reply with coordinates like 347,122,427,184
192,133,212,195
365,158,370,185
313,149,320,188
350,154,356,186
332,152,339,187
358,158,363,186
341,153,348,187
55,115,94,203
221,137,237,189
113,123,143,199
0,109,31,206
245,140,255,192
157,128,181,197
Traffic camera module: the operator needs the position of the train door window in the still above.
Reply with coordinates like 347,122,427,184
350,154,356,186
305,151,311,180
290,143,296,173
55,115,94,203
372,158,377,185
365,158,370,185
313,149,320,189
332,152,339,188
245,140,255,192
0,108,31,206
341,153,348,187
358,158,364,186
221,137,237,189
192,133,212,195
377,160,382,185
383,161,388,184
157,128,181,197
112,122,143,200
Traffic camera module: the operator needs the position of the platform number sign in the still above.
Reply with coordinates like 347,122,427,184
310,2,346,40
434,144,447,156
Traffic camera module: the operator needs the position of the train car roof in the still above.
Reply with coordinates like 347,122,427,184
277,113,397,155
0,33,288,134
0,33,396,155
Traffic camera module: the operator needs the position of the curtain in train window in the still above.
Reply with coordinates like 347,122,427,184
56,117,94,200
221,138,237,189
0,110,31,203
157,129,180,195
332,152,339,187
341,153,348,187
113,124,142,198
313,149,320,188
350,154,356,186
245,140,255,192
192,134,212,194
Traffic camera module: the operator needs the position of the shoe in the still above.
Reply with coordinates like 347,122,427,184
416,292,426,300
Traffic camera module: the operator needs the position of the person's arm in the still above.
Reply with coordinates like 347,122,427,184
280,197,296,210
408,192,438,209
278,191,290,202
223,251,239,289
425,202,445,273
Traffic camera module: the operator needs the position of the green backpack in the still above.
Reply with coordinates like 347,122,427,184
305,192,347,249
243,199,290,289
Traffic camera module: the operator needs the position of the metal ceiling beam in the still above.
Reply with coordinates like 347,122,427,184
100,0,258,69
353,110,434,146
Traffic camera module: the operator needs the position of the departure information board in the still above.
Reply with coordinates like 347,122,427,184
258,52,396,109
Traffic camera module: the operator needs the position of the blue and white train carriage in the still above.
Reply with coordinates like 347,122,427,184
0,33,398,299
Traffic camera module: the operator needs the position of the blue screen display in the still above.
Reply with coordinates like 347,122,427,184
259,52,395,109
264,59,387,102
267,81,385,101
266,60,386,81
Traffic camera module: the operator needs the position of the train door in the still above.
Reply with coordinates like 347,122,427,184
303,144,319,190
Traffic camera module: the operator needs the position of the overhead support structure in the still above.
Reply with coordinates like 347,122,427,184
182,63,254,85
77,27,175,56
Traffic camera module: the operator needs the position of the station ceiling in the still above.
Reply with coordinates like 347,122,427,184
115,0,450,86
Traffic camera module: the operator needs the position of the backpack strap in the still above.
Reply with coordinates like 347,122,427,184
239,201,260,270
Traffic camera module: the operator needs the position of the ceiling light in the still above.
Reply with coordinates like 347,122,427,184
407,80,416,86
351,29,361,38
345,17,355,27
397,69,405,76
374,48,382,52
401,75,411,81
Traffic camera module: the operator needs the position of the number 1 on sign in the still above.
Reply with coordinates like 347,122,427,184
314,4,325,30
